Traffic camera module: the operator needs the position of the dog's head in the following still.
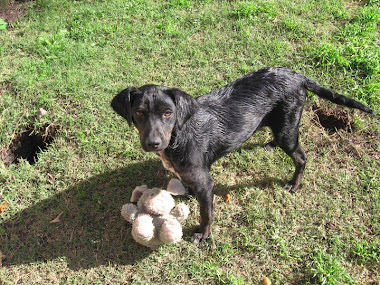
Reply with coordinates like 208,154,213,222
111,85,197,152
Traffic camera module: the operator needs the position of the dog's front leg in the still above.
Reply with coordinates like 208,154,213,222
179,169,214,244
193,186,214,244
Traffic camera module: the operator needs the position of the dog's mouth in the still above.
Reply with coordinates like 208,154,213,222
144,147,166,152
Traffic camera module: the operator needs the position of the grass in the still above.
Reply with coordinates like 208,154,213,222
0,0,379,284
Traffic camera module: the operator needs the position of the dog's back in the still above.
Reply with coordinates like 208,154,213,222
191,68,306,157
199,66,373,114
185,66,375,166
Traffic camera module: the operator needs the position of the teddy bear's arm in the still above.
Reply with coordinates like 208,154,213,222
121,203,140,223
171,203,190,222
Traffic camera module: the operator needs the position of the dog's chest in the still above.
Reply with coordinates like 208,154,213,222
159,152,177,175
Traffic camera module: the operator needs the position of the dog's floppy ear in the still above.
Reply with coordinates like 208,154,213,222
166,88,198,129
111,87,139,126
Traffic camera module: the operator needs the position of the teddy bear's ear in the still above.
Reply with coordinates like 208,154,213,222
167,179,189,196
130,185,148,202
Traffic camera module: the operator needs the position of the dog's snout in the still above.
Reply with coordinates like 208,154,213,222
147,137,162,150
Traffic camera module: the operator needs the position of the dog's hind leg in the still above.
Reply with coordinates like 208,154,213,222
270,102,307,192
275,135,307,192
283,145,307,192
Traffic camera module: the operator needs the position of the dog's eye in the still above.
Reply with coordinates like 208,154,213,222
135,111,144,117
163,111,172,117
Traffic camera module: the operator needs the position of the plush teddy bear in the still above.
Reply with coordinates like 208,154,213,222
121,179,190,249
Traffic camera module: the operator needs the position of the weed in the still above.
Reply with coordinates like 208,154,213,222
168,0,191,8
358,168,379,190
233,1,278,20
353,239,380,265
281,16,304,36
308,250,355,285
0,18,6,30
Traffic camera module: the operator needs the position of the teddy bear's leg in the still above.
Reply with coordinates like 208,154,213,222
159,219,183,244
132,214,155,244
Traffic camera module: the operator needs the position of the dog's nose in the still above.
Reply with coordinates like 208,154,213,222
147,138,162,150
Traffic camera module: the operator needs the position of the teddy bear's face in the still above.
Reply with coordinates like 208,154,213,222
138,188,175,216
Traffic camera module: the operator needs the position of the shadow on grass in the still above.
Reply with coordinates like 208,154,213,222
1,155,288,270
0,159,172,270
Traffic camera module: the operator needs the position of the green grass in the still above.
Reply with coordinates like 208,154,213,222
0,0,379,284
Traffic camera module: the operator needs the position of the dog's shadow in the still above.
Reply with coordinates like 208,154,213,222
1,157,286,270
0,159,171,270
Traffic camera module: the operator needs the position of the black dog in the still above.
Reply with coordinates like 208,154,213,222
111,67,374,243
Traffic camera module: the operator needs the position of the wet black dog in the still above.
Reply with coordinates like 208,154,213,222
111,67,374,243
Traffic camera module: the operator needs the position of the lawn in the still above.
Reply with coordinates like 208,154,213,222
0,0,379,284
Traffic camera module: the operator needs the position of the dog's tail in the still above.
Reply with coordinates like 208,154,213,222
303,77,375,115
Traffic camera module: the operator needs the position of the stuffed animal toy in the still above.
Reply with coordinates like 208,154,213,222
121,179,190,249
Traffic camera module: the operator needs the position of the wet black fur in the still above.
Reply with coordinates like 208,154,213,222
111,67,374,243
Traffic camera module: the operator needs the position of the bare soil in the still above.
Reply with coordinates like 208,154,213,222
311,105,354,134
0,124,58,166
0,0,31,25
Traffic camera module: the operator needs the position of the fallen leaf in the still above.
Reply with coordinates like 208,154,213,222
0,202,7,212
264,277,272,285
0,251,5,267
224,193,231,203
37,107,47,119
50,212,63,224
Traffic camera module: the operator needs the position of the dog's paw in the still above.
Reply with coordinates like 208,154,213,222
192,232,209,244
283,183,294,192
284,182,300,193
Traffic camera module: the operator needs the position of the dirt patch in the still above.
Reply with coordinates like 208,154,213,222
342,130,380,160
304,104,379,162
311,105,353,134
1,124,58,166
0,0,32,25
